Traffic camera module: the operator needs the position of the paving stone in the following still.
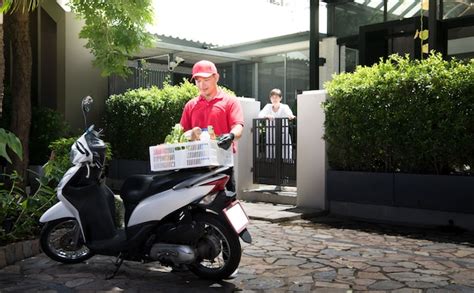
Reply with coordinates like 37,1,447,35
288,282,312,292
314,281,351,289
392,288,424,293
453,251,473,258
244,277,285,290
288,275,313,284
313,269,337,281
357,271,388,280
388,272,423,282
383,266,410,273
398,261,420,269
354,278,377,286
369,280,404,290
414,269,447,275
406,281,439,289
273,257,306,266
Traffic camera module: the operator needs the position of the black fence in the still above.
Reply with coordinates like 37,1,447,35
252,118,297,187
108,67,169,96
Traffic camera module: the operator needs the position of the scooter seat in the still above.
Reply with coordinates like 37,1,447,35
120,175,155,203
120,168,214,204
120,171,181,203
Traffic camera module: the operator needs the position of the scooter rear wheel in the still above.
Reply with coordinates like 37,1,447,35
40,218,94,264
188,213,241,280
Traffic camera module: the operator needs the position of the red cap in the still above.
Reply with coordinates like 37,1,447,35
192,60,218,79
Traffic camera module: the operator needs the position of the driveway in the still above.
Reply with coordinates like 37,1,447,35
1,215,474,292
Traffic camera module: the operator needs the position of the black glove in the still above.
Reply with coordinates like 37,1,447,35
217,133,235,150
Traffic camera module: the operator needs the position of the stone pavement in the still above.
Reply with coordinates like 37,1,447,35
1,202,474,292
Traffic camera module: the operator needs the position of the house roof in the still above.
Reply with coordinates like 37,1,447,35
131,30,321,66
132,35,252,66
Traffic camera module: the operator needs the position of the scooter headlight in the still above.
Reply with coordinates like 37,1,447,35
69,148,78,163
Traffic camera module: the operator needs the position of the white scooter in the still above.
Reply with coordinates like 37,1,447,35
39,96,251,280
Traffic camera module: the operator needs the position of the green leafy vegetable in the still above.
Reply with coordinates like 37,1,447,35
164,124,188,144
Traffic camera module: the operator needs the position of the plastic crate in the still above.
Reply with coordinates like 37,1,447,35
149,140,234,171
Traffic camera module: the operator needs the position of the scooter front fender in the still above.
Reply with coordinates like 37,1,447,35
39,202,75,223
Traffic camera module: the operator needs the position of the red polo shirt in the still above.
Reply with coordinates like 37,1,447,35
180,90,244,150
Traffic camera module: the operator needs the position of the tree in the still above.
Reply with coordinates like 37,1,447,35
2,1,40,183
1,0,154,184
0,1,40,117
69,0,154,77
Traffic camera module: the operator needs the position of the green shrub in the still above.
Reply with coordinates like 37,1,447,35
0,172,56,245
43,136,112,184
0,133,113,245
29,107,71,165
323,53,474,175
105,80,235,160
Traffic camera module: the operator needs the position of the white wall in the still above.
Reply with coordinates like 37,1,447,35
64,12,108,131
319,37,339,89
235,97,261,195
296,90,327,209
41,0,108,132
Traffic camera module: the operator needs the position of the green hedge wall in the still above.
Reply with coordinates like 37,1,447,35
323,53,474,175
105,81,199,160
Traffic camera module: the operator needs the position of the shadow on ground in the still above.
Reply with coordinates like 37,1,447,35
283,214,474,247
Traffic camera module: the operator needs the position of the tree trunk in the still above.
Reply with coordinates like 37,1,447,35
0,14,4,118
7,10,32,184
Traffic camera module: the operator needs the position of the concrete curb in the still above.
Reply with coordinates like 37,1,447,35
0,239,41,269
241,201,327,223
248,210,328,223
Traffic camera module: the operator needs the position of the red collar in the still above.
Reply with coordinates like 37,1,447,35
198,90,224,102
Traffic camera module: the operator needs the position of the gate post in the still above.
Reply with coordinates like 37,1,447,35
296,90,327,210
235,97,261,197
275,118,282,186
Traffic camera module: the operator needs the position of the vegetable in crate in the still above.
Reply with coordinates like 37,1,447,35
164,124,189,144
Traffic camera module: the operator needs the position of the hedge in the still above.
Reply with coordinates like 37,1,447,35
323,53,474,175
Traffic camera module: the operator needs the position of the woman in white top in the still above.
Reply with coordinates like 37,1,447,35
258,89,295,161
258,88,296,120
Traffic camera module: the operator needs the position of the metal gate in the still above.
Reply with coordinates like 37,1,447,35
252,118,297,186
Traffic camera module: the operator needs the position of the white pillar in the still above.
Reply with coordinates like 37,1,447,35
296,90,327,209
235,97,261,196
320,37,339,88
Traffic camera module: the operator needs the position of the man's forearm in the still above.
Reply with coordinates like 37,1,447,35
230,124,243,140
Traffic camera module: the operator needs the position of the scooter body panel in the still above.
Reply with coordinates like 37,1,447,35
39,201,74,223
127,185,214,227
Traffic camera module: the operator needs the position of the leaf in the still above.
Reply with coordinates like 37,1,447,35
422,0,429,10
414,29,419,39
422,43,429,54
0,143,12,163
0,128,23,162
419,30,429,41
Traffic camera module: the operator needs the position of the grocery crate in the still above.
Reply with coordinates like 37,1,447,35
149,140,234,171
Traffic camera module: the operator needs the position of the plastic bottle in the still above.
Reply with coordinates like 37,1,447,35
208,125,216,140
200,128,210,142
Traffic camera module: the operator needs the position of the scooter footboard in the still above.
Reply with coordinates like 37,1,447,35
39,202,75,223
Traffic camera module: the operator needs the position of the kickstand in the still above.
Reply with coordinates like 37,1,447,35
105,253,124,280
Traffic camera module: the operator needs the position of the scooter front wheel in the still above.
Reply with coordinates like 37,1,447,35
40,218,94,264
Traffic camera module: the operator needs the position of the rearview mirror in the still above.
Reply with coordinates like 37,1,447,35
81,96,94,130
